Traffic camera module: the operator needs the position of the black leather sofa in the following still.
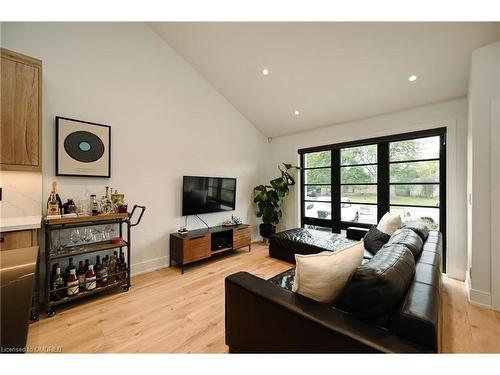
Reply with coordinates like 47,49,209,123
225,226,442,353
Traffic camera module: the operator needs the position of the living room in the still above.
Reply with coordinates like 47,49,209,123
1,0,500,371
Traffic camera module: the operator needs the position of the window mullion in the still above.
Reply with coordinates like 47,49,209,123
378,143,390,221
331,149,341,233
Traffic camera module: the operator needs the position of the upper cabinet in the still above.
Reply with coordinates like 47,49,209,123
1,48,42,171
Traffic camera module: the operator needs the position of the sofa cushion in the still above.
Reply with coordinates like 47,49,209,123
336,243,415,322
377,212,401,235
364,225,391,255
387,228,424,259
389,281,440,352
404,221,430,241
292,241,364,304
389,231,443,352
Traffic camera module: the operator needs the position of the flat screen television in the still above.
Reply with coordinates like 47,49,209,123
182,176,237,216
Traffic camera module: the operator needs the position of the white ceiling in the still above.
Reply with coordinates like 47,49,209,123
149,22,500,137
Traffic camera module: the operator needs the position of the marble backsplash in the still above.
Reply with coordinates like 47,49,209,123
0,170,43,218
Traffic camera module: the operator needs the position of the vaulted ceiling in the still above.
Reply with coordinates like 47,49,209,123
149,22,500,137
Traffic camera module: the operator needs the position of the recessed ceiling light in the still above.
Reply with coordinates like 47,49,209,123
294,110,300,115
408,74,417,82
262,68,269,75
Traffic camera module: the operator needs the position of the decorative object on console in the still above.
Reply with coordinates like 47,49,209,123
177,226,188,234
253,163,300,240
363,225,390,254
292,241,364,304
62,198,78,215
376,212,402,235
56,116,111,177
111,189,127,213
222,215,242,227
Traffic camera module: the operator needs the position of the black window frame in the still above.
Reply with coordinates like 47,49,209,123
299,127,447,271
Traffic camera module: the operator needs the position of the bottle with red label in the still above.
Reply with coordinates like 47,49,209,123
85,264,97,291
67,268,79,296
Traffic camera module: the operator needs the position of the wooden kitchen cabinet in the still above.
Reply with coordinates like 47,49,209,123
1,48,42,171
0,229,38,251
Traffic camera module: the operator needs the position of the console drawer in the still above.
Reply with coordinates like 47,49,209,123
233,226,251,249
183,234,210,263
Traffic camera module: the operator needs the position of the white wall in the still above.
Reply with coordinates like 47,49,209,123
467,42,500,310
1,22,269,274
269,98,468,280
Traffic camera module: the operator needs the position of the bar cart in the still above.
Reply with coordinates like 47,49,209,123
42,205,145,317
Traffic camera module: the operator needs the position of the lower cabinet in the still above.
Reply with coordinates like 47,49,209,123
0,229,38,251
169,225,251,273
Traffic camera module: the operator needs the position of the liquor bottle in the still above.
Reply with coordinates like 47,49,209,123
85,264,97,290
53,181,63,210
67,269,79,296
47,192,60,216
47,181,62,214
100,255,109,286
50,263,58,288
119,250,127,281
51,265,65,300
109,251,118,283
77,260,86,290
65,257,76,279
95,255,103,287
90,194,100,216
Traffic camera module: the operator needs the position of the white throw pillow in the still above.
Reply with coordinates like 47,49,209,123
377,212,402,235
292,241,364,304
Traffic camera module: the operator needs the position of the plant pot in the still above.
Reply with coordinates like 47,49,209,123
259,223,276,239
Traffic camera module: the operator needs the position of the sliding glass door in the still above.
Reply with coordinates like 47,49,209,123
299,128,446,268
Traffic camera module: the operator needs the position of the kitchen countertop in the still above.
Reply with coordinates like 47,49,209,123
0,216,42,232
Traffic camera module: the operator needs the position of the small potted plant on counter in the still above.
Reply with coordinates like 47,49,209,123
253,163,300,242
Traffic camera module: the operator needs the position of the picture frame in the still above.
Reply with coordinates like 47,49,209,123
56,116,111,177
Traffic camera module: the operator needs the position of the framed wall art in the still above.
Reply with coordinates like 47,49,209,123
56,116,111,177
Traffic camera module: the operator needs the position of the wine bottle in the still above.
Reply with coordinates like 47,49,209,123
52,265,65,300
65,257,76,280
53,181,63,210
67,269,79,296
95,255,103,287
119,250,127,281
85,264,97,290
77,260,86,290
99,255,109,286
109,251,118,283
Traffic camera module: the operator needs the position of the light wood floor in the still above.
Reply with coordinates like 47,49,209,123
27,243,500,353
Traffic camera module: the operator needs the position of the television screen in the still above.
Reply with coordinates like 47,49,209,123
182,176,236,216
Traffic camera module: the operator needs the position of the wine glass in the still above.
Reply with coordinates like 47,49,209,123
103,225,116,241
69,228,81,249
92,227,104,242
82,227,93,245
50,230,62,255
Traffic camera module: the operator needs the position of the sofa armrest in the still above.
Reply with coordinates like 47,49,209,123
346,226,369,241
225,271,428,353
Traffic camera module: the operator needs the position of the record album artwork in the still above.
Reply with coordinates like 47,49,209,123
56,117,111,177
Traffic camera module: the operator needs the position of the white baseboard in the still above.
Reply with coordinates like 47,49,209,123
466,271,492,309
131,256,169,276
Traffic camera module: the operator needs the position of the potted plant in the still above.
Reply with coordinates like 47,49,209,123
253,163,300,240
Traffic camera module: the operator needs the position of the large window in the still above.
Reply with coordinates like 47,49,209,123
341,144,378,225
299,128,446,267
